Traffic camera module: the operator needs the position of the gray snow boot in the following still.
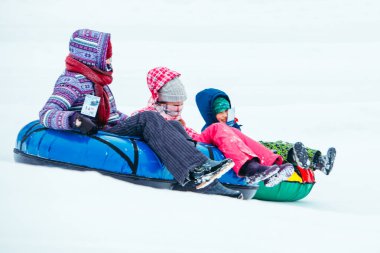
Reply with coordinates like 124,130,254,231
263,163,294,187
288,142,310,169
311,147,336,175
239,159,280,185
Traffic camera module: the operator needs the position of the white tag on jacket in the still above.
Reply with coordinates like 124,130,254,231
81,95,100,117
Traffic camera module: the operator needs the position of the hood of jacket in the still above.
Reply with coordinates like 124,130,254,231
69,29,111,71
195,88,231,131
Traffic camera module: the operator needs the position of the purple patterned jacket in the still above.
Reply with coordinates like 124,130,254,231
39,29,128,130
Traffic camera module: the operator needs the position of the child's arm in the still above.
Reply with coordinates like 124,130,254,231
39,83,80,130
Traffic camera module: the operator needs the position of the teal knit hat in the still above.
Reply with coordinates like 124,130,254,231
213,97,230,114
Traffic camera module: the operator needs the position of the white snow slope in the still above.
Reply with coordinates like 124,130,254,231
1,0,380,252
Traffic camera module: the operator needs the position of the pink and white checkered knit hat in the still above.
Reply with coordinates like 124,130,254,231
146,67,186,103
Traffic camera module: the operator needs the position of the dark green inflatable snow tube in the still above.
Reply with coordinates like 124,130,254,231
253,181,315,202
253,166,316,202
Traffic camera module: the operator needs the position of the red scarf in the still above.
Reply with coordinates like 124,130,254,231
65,56,113,126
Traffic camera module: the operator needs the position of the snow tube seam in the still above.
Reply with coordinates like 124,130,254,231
206,146,215,160
130,139,139,172
21,127,46,148
23,122,41,139
91,135,137,174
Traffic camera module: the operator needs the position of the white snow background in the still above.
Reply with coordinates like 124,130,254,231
1,0,380,252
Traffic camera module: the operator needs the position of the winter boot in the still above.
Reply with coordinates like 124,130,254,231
288,142,310,169
263,163,295,187
311,147,336,175
325,147,336,175
188,158,234,189
239,159,280,185
173,179,243,199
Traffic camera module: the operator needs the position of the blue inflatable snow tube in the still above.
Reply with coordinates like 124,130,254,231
14,121,258,198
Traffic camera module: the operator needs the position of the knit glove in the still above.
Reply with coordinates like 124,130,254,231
70,112,98,135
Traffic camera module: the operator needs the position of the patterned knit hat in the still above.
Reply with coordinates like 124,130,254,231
147,67,181,103
69,29,111,71
213,97,230,114
158,78,187,102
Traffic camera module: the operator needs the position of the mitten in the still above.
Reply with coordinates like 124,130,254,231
70,112,98,135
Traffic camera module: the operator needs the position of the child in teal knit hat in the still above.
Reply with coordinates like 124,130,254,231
212,96,241,130
213,97,230,123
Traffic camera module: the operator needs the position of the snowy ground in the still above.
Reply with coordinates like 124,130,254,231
1,0,380,252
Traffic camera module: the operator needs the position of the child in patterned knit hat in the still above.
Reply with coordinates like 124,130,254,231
39,30,236,193
133,67,297,187
197,88,336,176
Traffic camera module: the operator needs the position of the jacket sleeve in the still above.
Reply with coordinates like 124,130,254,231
39,82,81,130
117,111,129,121
184,126,201,141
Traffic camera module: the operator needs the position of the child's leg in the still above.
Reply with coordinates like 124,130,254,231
229,127,284,166
196,123,258,174
309,147,336,175
260,140,312,168
259,140,294,163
